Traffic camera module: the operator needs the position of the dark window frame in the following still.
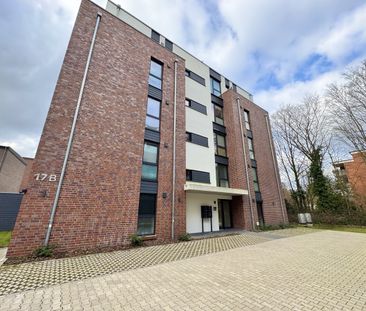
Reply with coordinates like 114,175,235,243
248,137,255,160
148,58,163,90
186,131,209,147
145,96,161,132
186,169,210,183
211,77,221,96
243,110,251,131
141,141,159,182
216,163,229,188
212,103,224,126
137,193,157,236
214,132,227,157
252,167,260,192
186,98,207,115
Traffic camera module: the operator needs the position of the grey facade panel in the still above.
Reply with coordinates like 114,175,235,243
211,94,223,106
148,85,162,100
209,68,221,81
189,99,207,115
186,70,206,86
151,29,160,43
215,155,228,165
191,170,210,184
191,133,208,147
165,39,173,51
140,181,158,194
144,129,160,143
213,122,226,134
0,193,23,231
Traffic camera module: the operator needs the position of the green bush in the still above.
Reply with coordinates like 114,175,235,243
130,234,143,247
178,233,191,241
34,245,55,257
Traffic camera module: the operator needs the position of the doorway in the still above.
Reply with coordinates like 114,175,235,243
218,200,232,229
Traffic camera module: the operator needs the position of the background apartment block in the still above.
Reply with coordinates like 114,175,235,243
8,0,287,258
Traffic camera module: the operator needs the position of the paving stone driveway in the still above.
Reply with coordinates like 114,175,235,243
2,229,365,310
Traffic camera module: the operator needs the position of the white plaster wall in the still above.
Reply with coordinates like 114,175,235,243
106,1,151,37
186,192,232,234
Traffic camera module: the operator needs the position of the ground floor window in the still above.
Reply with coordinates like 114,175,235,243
216,163,229,187
137,194,156,235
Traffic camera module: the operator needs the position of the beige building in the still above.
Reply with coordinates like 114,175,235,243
0,146,30,193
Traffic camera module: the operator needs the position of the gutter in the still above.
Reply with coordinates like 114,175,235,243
171,60,178,240
44,13,102,246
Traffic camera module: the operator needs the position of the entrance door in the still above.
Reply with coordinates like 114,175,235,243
218,200,232,229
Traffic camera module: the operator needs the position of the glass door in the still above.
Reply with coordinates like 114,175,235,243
218,200,232,229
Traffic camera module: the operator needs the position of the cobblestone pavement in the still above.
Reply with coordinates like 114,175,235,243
1,229,365,310
0,231,279,296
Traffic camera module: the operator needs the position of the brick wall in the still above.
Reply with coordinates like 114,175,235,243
8,0,186,258
345,152,366,206
222,89,287,228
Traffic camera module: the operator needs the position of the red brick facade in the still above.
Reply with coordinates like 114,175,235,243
223,89,287,229
8,0,287,258
8,0,186,258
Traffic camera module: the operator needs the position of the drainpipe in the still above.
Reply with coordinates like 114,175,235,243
171,60,178,240
265,114,286,223
236,99,256,230
44,13,102,246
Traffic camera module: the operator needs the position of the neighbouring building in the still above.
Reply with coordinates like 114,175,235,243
0,146,29,193
8,0,287,258
333,151,366,206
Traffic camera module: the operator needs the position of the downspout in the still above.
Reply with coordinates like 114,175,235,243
236,99,256,230
265,114,286,223
44,13,102,246
171,60,178,240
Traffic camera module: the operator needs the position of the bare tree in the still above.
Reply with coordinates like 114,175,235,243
327,61,366,161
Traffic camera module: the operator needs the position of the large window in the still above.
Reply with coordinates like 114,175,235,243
252,167,260,192
141,142,158,181
148,59,163,89
243,110,251,130
216,164,229,187
214,132,227,157
248,137,255,160
145,97,160,131
211,77,221,96
213,104,224,125
137,194,156,235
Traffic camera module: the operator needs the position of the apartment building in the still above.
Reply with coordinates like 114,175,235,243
8,0,287,258
334,151,366,206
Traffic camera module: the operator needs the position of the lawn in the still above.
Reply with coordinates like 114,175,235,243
312,224,366,234
0,231,12,248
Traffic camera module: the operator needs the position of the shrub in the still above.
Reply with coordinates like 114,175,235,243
130,234,143,247
34,245,55,257
178,233,191,241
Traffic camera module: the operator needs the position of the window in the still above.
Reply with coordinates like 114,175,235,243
243,110,251,130
186,132,209,147
137,194,156,235
186,98,207,115
145,97,161,131
213,104,224,125
211,77,221,96
214,133,227,157
148,60,163,89
141,142,158,181
216,164,229,187
248,137,255,160
186,170,210,183
252,167,260,192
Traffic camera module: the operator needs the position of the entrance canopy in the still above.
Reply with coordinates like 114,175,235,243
184,182,248,196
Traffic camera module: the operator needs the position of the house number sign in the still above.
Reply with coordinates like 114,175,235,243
34,173,57,182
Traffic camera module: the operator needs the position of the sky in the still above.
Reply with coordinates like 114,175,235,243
1,0,366,157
